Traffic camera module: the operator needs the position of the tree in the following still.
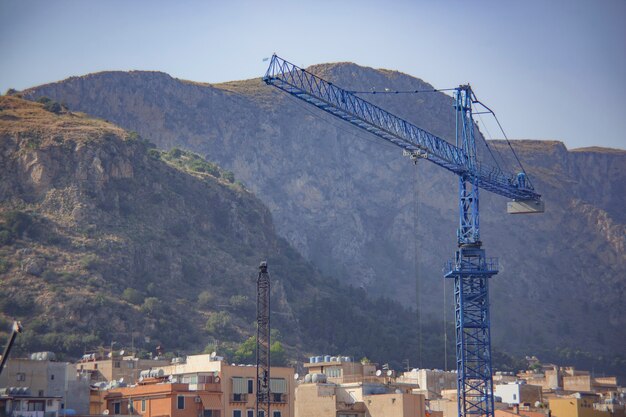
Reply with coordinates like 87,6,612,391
270,341,287,366
205,311,233,337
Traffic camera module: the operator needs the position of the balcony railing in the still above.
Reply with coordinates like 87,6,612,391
230,393,248,402
271,393,287,403
191,382,222,392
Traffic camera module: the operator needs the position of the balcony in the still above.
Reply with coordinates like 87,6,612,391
191,382,222,392
271,393,287,404
230,393,248,402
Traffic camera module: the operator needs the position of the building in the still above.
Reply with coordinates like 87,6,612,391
296,356,427,417
396,369,457,400
549,394,611,417
103,382,222,417
494,382,542,405
76,351,170,384
0,387,62,417
517,364,562,391
495,408,548,417
0,353,90,413
295,379,427,417
303,356,378,384
563,375,619,394
92,353,295,417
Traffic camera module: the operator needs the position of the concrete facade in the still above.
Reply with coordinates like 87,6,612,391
76,354,170,384
549,396,611,417
0,389,62,417
294,381,426,417
396,370,457,400
0,357,90,413
563,375,618,394
494,383,542,405
104,382,221,417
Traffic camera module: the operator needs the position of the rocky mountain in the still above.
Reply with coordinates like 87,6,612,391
17,64,626,369
0,96,449,369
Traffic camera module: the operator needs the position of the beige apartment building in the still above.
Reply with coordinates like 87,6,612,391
76,352,170,384
549,394,612,417
396,369,457,400
518,365,619,396
296,356,429,417
0,354,90,413
151,353,295,417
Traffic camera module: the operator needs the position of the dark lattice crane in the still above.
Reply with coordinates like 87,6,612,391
256,261,271,417
263,55,543,417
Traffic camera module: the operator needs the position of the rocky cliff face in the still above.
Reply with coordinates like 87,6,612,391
20,66,626,360
0,96,446,369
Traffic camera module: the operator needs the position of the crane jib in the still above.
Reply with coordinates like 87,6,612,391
263,55,542,204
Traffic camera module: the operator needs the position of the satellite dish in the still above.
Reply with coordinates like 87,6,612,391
103,410,110,416
376,370,382,377
387,370,393,377
118,378,124,383
119,350,125,356
168,375,173,381
294,373,299,380
138,376,144,382
210,351,217,358
215,376,220,383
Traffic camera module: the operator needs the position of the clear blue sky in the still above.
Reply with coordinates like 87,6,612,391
1,0,624,150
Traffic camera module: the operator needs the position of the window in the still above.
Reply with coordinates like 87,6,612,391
257,411,265,417
16,372,25,381
269,378,286,393
51,374,55,380
247,410,254,417
273,412,281,417
114,361,121,368
94,363,98,369
38,390,44,397
233,411,242,417
28,402,44,411
513,393,517,400
232,377,246,394
247,379,254,394
113,403,121,414
177,395,185,409
142,399,146,412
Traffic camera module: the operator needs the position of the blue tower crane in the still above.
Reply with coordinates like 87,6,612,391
263,55,543,417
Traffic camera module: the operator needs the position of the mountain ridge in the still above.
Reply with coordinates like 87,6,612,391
16,64,626,365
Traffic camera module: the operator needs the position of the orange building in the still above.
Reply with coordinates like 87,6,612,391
92,353,294,417
104,382,222,417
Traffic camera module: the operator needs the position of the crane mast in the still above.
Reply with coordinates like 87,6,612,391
263,55,543,417
256,261,271,417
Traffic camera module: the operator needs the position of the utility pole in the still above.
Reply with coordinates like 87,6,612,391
256,261,271,417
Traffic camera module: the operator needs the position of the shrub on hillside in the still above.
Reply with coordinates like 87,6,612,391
122,288,144,305
1,211,34,238
205,311,233,337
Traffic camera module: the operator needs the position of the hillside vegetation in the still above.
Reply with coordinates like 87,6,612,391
1,96,460,370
